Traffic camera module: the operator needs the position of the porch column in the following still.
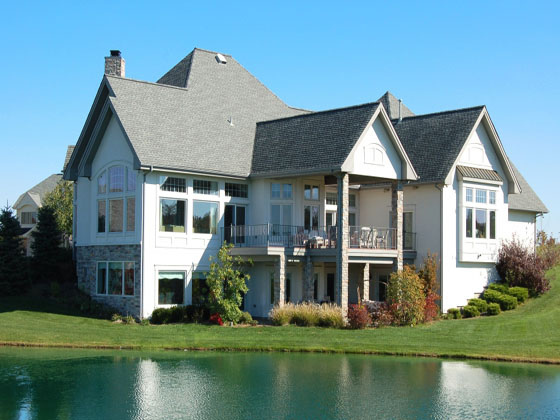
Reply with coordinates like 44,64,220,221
362,263,370,301
302,255,314,301
274,254,286,306
391,181,404,271
336,172,349,313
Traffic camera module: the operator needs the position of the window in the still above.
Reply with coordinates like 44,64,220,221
349,212,356,227
160,176,186,193
489,191,496,204
20,212,37,225
466,208,473,238
326,211,336,228
97,200,106,233
476,189,487,204
313,273,318,301
158,271,184,305
160,199,186,232
270,272,275,304
465,188,473,202
403,212,413,250
192,272,209,306
193,201,218,234
282,184,292,199
490,210,496,239
326,192,337,205
285,273,292,303
98,172,107,194
225,182,248,198
127,168,136,192
304,184,319,200
126,197,135,232
109,166,124,193
349,194,357,208
271,183,281,199
304,205,319,231
193,179,219,196
271,204,292,226
96,262,134,296
109,199,123,232
476,209,487,238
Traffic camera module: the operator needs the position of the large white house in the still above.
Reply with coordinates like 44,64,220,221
63,49,547,318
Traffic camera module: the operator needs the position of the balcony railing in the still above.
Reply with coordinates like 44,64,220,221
222,224,414,251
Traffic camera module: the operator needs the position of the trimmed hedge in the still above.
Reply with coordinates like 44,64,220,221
446,308,461,319
483,289,518,311
487,302,501,316
507,286,529,303
462,305,480,318
487,283,509,294
150,305,208,324
468,298,488,314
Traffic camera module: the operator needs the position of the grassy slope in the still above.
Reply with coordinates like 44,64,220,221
0,267,559,362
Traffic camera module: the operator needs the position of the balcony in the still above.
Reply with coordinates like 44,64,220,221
222,224,415,251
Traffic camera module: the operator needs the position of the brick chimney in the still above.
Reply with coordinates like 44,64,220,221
105,50,125,77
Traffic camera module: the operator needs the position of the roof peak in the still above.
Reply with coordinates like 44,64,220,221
106,74,189,92
257,101,379,125
397,105,485,121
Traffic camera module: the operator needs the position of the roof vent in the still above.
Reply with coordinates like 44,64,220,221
215,53,227,64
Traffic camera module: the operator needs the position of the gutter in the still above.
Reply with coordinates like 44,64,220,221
435,183,444,310
140,166,152,318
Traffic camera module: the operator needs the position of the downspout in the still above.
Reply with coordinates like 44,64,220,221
435,183,444,310
139,165,153,319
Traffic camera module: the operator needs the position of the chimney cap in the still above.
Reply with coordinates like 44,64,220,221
110,50,121,57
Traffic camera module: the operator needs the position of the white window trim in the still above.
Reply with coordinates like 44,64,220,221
155,267,188,308
159,197,188,235
192,199,219,237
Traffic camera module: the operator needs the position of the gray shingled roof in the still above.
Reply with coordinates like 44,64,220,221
377,91,415,120
457,165,503,183
14,174,62,208
251,102,380,177
107,48,307,177
393,106,484,183
63,145,75,171
157,51,194,87
508,163,548,213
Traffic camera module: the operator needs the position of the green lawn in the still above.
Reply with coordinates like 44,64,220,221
1,267,559,363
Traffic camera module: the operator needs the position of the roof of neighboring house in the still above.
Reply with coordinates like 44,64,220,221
63,146,75,171
251,102,380,177
13,174,62,209
103,48,308,177
508,164,548,213
392,106,485,183
377,91,415,120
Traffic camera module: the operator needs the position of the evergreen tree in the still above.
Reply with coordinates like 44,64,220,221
0,206,27,294
31,206,63,283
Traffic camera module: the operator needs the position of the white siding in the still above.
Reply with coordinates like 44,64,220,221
507,210,536,250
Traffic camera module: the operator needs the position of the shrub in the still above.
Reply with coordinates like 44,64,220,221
418,252,440,322
269,303,344,328
487,283,509,294
446,308,461,319
238,311,254,324
462,305,480,318
169,306,188,323
496,238,549,295
483,289,504,304
270,305,293,326
347,304,370,329
468,298,488,314
507,286,529,303
140,318,150,326
209,313,224,326
387,266,426,326
292,305,320,327
317,304,345,328
536,231,560,270
150,308,172,324
123,315,136,324
111,313,122,322
498,294,518,311
365,301,394,327
487,303,501,316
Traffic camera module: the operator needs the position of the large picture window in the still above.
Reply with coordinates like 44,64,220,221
158,271,184,305
160,199,186,232
193,201,218,234
96,261,134,296
464,186,497,242
21,212,38,225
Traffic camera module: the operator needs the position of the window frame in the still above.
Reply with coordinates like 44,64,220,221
157,270,186,306
159,198,187,233
462,184,499,244
95,261,135,297
96,164,136,236
192,200,219,235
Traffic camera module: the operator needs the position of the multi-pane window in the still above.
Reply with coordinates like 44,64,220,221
193,201,218,234
20,212,37,225
304,184,319,200
349,194,357,208
160,176,186,193
158,271,184,305
464,187,497,241
271,183,292,200
271,183,281,199
97,165,135,234
282,184,292,199
349,212,356,227
96,261,134,296
326,192,337,205
271,204,292,226
193,179,219,196
109,166,124,193
225,182,248,198
160,199,186,232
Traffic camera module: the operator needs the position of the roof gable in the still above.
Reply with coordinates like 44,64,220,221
377,91,415,120
508,163,548,213
251,103,381,177
13,174,61,208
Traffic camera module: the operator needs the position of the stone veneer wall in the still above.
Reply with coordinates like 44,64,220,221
76,245,141,318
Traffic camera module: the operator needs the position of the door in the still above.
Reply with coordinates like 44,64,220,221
403,212,413,250
225,205,246,244
326,273,335,303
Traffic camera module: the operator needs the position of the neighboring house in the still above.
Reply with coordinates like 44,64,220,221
64,49,547,318
13,174,62,255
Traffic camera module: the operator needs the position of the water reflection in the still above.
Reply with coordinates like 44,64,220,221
0,348,559,419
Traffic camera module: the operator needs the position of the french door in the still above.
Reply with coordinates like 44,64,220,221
224,204,246,244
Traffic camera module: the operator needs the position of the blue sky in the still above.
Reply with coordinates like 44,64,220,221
1,1,558,234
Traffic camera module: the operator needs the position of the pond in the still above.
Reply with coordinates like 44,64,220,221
1,347,559,419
